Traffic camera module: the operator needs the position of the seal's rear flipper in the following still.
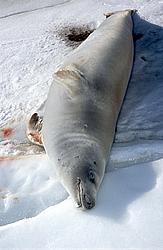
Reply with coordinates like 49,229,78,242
27,113,43,147
104,9,137,18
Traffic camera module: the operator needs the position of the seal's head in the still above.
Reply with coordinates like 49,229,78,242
59,148,106,210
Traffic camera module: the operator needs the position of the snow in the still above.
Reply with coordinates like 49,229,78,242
0,155,67,226
0,157,163,249
0,0,163,249
1,0,163,166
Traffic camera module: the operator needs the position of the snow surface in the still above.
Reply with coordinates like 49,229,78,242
0,157,163,249
0,0,163,249
0,0,163,166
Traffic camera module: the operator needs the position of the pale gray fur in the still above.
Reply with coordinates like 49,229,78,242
42,10,134,209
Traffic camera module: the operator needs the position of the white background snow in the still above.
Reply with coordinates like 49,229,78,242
0,0,163,249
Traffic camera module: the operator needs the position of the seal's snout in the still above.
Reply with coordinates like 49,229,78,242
76,177,95,210
82,193,95,210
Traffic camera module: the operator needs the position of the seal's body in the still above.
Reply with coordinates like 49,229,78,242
28,10,134,209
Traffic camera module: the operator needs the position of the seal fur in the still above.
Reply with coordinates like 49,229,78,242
29,10,135,209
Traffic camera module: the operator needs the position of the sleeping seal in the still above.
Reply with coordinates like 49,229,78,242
27,10,134,209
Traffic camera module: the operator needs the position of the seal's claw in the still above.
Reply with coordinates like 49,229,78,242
28,113,43,132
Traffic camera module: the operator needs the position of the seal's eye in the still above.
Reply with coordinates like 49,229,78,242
89,170,95,183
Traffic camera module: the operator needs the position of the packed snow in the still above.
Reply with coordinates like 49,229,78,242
0,0,163,166
0,0,163,249
0,157,163,249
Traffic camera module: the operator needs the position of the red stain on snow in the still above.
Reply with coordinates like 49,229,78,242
0,156,16,161
1,127,13,137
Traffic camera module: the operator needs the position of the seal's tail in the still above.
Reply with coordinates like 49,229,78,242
104,9,138,18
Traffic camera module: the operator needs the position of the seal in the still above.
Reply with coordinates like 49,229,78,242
27,10,134,209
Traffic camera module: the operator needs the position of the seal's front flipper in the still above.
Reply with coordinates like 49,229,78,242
27,113,43,147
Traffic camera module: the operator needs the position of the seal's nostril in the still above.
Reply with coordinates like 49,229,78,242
83,194,95,209
84,194,91,205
